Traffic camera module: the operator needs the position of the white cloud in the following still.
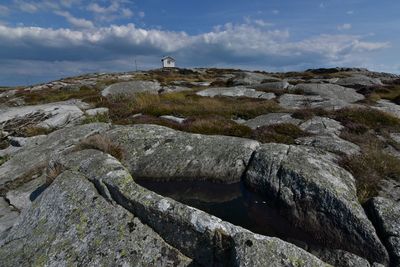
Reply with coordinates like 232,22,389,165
0,5,9,16
14,0,39,13
87,0,134,21
55,11,94,29
337,23,352,30
0,22,391,85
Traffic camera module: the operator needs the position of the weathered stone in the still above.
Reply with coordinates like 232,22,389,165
196,86,275,100
101,80,161,97
292,83,365,103
105,124,260,183
243,113,302,129
295,135,360,156
160,115,186,124
58,149,330,267
84,107,109,116
366,197,400,266
377,179,400,202
299,117,344,136
336,75,383,87
244,143,388,264
5,174,46,210
250,81,291,92
310,248,371,267
279,94,353,110
0,171,192,266
373,100,400,118
0,100,88,129
0,197,18,237
229,72,281,86
0,123,111,195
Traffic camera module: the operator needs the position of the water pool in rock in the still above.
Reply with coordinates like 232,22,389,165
136,179,316,247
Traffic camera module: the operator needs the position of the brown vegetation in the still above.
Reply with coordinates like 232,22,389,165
251,123,310,144
77,134,125,161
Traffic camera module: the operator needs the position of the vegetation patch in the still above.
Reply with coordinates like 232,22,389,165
340,144,400,203
81,113,110,124
77,134,125,161
183,116,252,137
251,123,310,144
16,85,102,105
332,107,400,134
0,155,9,166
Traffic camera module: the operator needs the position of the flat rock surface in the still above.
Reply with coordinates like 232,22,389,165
101,80,161,97
106,124,260,183
243,113,302,129
0,197,19,237
229,72,281,86
293,83,365,103
0,100,88,129
295,134,360,156
196,86,275,99
299,117,344,136
0,123,111,195
373,100,400,118
244,143,388,264
279,93,361,110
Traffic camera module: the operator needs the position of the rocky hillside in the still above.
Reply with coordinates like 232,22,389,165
1,67,400,266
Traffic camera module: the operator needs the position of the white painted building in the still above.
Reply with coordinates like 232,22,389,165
161,56,176,68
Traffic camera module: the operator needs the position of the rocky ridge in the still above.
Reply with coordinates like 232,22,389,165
1,67,400,266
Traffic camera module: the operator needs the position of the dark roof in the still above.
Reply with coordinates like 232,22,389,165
161,56,175,62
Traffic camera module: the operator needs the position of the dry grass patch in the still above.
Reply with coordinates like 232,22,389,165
340,145,400,203
45,160,65,185
77,134,125,161
81,113,110,124
130,92,281,119
183,116,252,137
333,107,400,134
16,85,102,105
251,123,310,144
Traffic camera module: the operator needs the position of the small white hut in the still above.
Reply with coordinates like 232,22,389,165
161,56,176,68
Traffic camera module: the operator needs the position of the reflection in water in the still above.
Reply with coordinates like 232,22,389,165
136,179,315,245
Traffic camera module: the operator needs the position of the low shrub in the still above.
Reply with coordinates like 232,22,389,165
252,123,309,144
183,116,252,137
333,108,400,133
339,145,400,203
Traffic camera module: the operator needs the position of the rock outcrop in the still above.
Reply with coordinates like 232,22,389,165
106,124,260,183
101,80,161,97
244,143,388,264
196,86,275,100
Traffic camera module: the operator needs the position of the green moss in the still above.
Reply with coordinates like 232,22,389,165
0,155,9,166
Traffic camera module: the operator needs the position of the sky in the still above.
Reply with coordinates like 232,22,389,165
0,0,399,86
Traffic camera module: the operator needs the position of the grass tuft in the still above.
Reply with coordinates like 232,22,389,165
77,134,125,161
251,123,310,144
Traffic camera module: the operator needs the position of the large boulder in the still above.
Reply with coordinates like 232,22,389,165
243,113,302,129
0,171,192,266
295,134,360,156
57,149,330,266
229,72,281,86
292,83,365,103
101,80,161,97
244,143,388,264
366,197,400,266
196,86,275,100
298,117,344,136
105,124,260,183
335,75,383,88
249,81,291,92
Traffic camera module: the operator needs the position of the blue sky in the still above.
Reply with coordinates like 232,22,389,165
0,0,399,86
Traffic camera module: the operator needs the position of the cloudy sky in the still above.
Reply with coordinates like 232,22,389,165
0,0,399,86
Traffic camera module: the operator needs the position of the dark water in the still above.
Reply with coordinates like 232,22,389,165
136,179,315,246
